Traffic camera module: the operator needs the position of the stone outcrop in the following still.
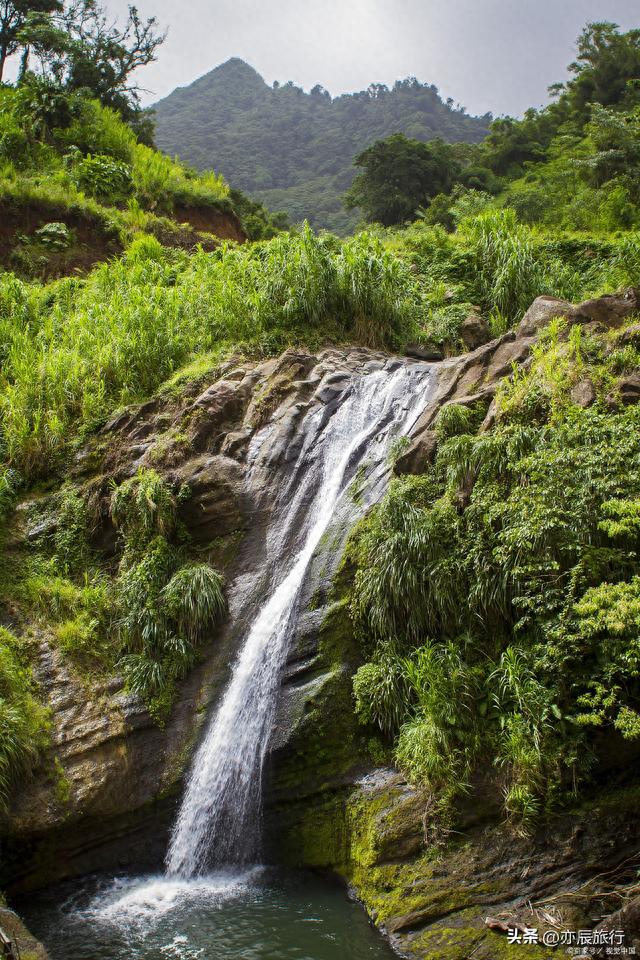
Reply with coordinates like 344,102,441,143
519,288,640,337
0,906,48,959
459,313,491,351
340,773,640,960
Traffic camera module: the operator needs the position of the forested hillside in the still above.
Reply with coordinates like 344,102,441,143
346,23,640,234
153,58,490,233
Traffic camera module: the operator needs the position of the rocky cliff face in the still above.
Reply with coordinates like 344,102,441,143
3,290,640,960
1,345,430,891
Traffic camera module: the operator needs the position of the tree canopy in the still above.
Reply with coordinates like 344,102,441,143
1,0,164,136
344,134,460,226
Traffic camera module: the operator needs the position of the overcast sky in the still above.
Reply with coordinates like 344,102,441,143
12,1,640,116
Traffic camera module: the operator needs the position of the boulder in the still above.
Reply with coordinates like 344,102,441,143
404,343,444,362
394,430,438,475
518,289,640,339
460,314,491,352
618,374,640,406
485,334,532,381
573,288,640,328
619,323,640,347
570,380,597,408
518,296,574,337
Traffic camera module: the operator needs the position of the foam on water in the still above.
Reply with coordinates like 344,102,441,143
80,867,263,931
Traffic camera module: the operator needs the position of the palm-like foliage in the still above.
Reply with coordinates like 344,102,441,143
161,564,226,644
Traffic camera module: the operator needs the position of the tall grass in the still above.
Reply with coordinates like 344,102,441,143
131,145,229,212
458,209,582,323
0,229,417,478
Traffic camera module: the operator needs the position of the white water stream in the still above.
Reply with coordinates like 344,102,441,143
166,363,432,878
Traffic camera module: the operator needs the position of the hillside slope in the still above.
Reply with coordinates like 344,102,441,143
153,58,490,233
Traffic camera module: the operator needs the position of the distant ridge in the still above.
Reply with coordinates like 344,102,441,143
154,58,490,233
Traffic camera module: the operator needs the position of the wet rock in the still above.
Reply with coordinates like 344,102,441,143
0,907,48,959
172,454,244,542
394,430,438,476
338,770,640,960
593,896,640,959
315,371,352,405
220,428,252,460
404,343,444,362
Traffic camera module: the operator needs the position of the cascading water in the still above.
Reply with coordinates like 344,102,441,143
166,361,433,878
22,359,435,958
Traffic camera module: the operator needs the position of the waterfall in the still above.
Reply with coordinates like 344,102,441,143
166,363,432,878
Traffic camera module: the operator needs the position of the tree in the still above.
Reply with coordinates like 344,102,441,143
0,0,61,81
3,0,164,133
344,133,460,226
59,1,165,120
565,22,640,117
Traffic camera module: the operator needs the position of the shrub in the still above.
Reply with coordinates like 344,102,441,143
434,402,478,439
161,565,226,644
33,222,73,249
71,153,133,202
350,322,640,822
353,655,409,734
110,469,176,556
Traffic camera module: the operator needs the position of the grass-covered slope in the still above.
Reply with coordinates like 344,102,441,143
153,58,490,233
1,214,637,487
0,78,249,280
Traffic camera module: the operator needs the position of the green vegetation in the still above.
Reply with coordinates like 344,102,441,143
153,58,489,234
0,0,164,136
384,210,640,349
0,76,230,215
0,227,422,481
350,318,640,826
2,213,632,485
0,11,638,832
346,23,640,234
344,134,460,226
111,469,226,713
0,626,49,811
4,469,227,724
